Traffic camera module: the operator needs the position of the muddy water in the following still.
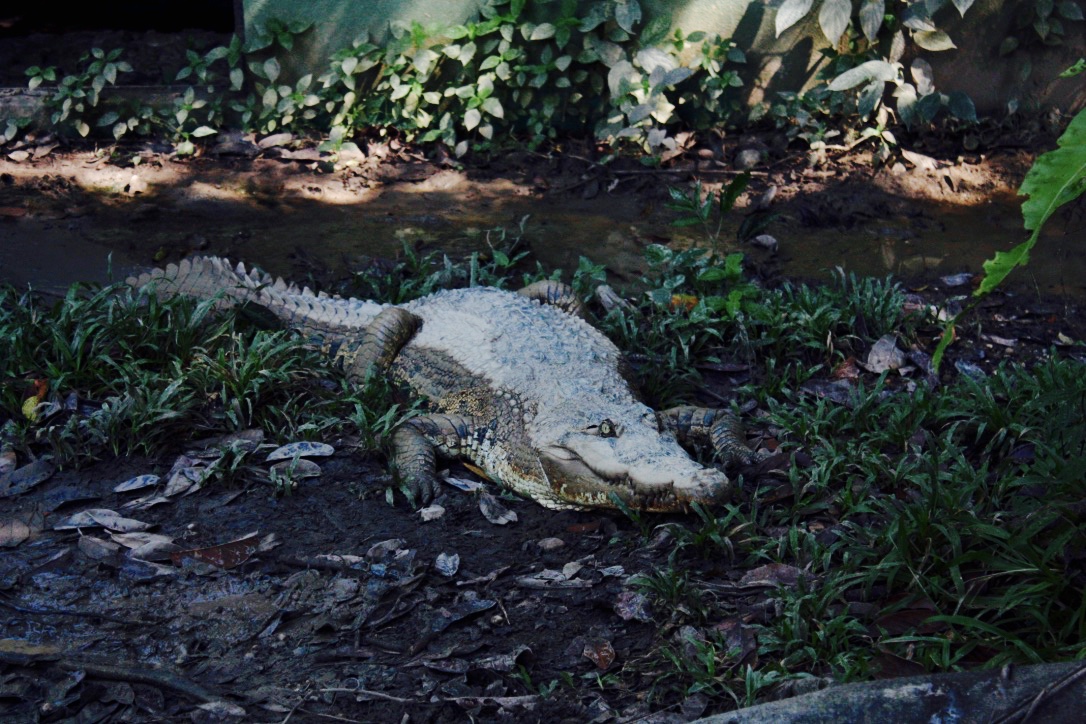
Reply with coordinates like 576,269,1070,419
0,170,1080,299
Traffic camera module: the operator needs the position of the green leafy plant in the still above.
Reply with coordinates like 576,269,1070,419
932,93,1085,368
772,0,982,145
36,48,135,138
667,174,751,253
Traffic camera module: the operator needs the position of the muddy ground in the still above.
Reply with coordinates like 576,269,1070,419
2,28,1086,722
2,134,1084,722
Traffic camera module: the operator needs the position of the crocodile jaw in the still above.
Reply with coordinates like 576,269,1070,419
539,443,731,512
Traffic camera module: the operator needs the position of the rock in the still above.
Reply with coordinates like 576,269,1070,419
537,537,565,551
749,234,778,252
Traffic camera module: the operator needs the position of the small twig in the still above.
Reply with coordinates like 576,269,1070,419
695,385,731,406
277,682,310,724
0,599,157,626
496,596,511,626
295,708,367,723
612,167,769,177
319,687,416,704
442,694,540,707
994,663,1086,724
320,508,350,536
59,655,219,703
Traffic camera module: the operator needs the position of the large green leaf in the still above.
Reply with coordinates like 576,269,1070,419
859,0,885,42
828,59,897,91
818,0,852,44
776,0,814,37
951,0,976,16
615,0,642,33
913,29,956,51
976,110,1086,296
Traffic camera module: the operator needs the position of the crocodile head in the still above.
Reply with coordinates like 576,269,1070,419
533,402,731,511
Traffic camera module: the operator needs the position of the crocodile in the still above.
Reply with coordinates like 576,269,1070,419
129,257,759,511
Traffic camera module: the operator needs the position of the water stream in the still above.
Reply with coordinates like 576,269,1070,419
0,169,1080,300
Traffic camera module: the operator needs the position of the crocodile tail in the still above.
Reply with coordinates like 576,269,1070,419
127,256,387,334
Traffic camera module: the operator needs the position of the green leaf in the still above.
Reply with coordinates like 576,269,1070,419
464,108,482,130
976,110,1086,296
697,267,729,283
113,122,127,140
641,14,671,45
229,67,244,91
1060,58,1085,77
859,0,885,43
615,0,642,33
828,59,897,91
775,0,814,37
264,58,281,83
912,29,956,51
1058,1,1083,19
192,126,218,137
720,172,750,214
481,97,504,119
818,0,852,44
724,253,743,277
607,60,640,97
951,0,975,16
579,2,610,32
530,23,556,40
947,91,976,122
858,79,883,118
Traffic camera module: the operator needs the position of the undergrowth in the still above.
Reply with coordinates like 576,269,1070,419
1,238,1083,715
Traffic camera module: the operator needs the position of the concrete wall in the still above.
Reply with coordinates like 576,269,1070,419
243,0,1084,115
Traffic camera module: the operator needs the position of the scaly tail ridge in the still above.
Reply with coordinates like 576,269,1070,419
127,256,388,334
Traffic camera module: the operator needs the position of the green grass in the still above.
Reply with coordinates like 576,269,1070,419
0,282,404,472
1,241,1084,715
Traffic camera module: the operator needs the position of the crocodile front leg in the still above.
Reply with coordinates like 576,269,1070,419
390,413,496,505
342,307,422,379
657,406,764,466
517,280,585,319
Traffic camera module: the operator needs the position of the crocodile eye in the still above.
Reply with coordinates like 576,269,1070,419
597,419,618,438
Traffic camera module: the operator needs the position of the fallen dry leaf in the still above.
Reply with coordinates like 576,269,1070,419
0,510,44,548
613,591,653,622
265,441,334,461
171,531,262,570
479,491,517,525
582,639,616,670
54,508,151,532
435,552,460,577
113,474,160,493
0,459,56,498
738,562,813,590
864,334,906,373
